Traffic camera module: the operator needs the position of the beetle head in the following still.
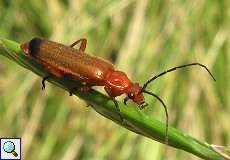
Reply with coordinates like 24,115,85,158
124,83,148,109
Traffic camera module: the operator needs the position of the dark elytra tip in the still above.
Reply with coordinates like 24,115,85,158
29,37,43,57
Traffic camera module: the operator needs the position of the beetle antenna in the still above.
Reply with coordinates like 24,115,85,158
142,89,169,143
142,63,215,90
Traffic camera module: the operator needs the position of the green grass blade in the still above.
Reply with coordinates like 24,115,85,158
0,38,226,160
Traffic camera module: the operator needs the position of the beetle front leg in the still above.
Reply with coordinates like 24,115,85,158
104,86,125,123
111,98,125,123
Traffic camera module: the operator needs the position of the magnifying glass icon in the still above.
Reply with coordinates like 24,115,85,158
3,141,18,157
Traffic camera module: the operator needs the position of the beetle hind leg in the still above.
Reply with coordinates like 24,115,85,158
41,76,50,90
70,38,87,52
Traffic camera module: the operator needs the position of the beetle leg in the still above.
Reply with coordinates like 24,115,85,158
70,38,87,52
111,98,125,124
69,87,77,96
85,103,92,107
69,85,92,96
41,76,50,90
104,86,125,123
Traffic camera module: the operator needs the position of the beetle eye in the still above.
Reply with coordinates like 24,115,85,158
129,93,134,98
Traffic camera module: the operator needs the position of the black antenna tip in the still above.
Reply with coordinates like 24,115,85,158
213,76,216,82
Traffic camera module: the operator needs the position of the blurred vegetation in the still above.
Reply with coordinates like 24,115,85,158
0,0,229,160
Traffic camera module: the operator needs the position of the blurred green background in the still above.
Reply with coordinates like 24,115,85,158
0,0,229,160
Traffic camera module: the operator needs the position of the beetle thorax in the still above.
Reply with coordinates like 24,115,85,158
104,71,132,97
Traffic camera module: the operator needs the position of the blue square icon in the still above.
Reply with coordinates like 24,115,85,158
0,138,21,160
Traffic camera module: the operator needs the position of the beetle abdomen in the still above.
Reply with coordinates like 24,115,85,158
27,38,115,84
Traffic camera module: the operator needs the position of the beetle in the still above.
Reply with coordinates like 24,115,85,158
20,37,216,142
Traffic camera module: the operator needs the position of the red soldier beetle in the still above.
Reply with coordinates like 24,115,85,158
20,38,216,142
